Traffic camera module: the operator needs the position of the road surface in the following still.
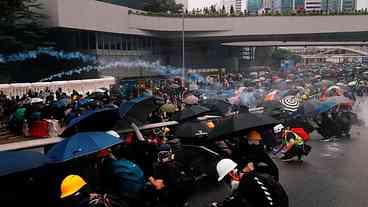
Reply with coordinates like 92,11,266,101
188,126,368,207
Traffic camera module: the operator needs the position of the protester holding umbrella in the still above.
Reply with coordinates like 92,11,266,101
232,130,279,181
273,124,311,162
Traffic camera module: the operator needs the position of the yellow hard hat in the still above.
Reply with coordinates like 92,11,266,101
247,130,262,141
60,175,87,199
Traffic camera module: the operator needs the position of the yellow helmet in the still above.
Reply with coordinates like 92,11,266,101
60,175,87,199
247,130,262,141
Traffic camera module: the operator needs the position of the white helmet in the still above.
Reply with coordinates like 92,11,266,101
216,159,238,182
273,124,285,134
106,130,120,138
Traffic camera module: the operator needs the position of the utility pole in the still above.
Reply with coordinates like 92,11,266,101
182,9,185,86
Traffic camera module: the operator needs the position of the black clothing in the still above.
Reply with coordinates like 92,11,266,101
232,138,279,180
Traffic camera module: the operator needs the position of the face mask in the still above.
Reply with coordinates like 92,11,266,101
230,180,240,192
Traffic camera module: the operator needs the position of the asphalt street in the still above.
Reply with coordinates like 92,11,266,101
188,126,368,207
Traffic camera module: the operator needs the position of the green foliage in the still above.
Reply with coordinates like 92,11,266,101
0,0,50,53
142,0,183,13
230,5,235,15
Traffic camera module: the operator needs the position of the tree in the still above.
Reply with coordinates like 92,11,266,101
142,0,183,13
221,5,226,15
0,0,50,53
230,5,235,15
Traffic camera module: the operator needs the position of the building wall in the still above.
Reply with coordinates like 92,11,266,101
305,0,322,11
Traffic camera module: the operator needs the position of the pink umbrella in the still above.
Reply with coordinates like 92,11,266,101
228,95,240,105
183,95,199,105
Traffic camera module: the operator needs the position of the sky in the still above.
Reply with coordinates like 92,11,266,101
357,0,368,9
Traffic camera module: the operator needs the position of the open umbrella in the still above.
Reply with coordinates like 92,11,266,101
47,132,122,162
174,120,216,139
183,95,199,105
0,151,50,176
208,113,279,140
314,101,338,114
295,100,321,117
280,96,300,112
200,99,232,116
325,96,353,105
160,103,177,113
53,97,71,108
264,90,280,101
120,96,164,125
174,105,210,121
61,106,119,137
31,98,43,104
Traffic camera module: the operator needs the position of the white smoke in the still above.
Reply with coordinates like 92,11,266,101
40,59,182,81
353,97,368,127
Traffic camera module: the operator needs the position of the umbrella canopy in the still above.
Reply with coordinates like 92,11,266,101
228,95,240,105
174,105,211,121
208,113,279,140
61,106,119,137
53,98,71,108
314,101,338,114
120,96,164,125
160,103,177,113
325,96,353,106
326,85,344,97
200,99,232,116
280,96,300,112
47,132,122,162
264,90,280,101
0,151,50,176
174,120,216,140
295,100,321,117
183,95,199,105
76,98,95,108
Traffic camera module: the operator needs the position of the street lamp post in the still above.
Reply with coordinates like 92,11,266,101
182,9,185,86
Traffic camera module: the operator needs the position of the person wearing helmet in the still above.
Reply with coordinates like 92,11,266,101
214,159,288,207
273,124,306,162
232,130,279,180
59,175,121,207
150,144,194,207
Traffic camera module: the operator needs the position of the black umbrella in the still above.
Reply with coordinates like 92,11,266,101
174,105,211,121
119,96,164,125
60,105,120,137
174,120,216,140
200,99,232,116
0,151,50,176
208,113,279,140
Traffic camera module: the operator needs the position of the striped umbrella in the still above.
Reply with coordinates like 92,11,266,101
280,96,300,112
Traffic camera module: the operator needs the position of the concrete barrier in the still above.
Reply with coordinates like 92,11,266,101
0,77,116,97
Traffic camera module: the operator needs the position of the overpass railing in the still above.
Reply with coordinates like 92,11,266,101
129,9,368,18
0,76,116,97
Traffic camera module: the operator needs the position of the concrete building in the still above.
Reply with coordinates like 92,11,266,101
305,0,322,11
321,0,357,12
247,0,262,13
221,0,246,13
38,0,368,75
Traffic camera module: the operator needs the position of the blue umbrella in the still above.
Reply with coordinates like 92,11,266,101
120,96,163,125
0,151,50,176
315,101,338,114
53,98,70,108
61,106,119,137
47,132,122,162
75,98,94,109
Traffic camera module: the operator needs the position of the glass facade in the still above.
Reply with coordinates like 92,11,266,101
248,0,262,12
321,0,356,11
52,29,161,55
